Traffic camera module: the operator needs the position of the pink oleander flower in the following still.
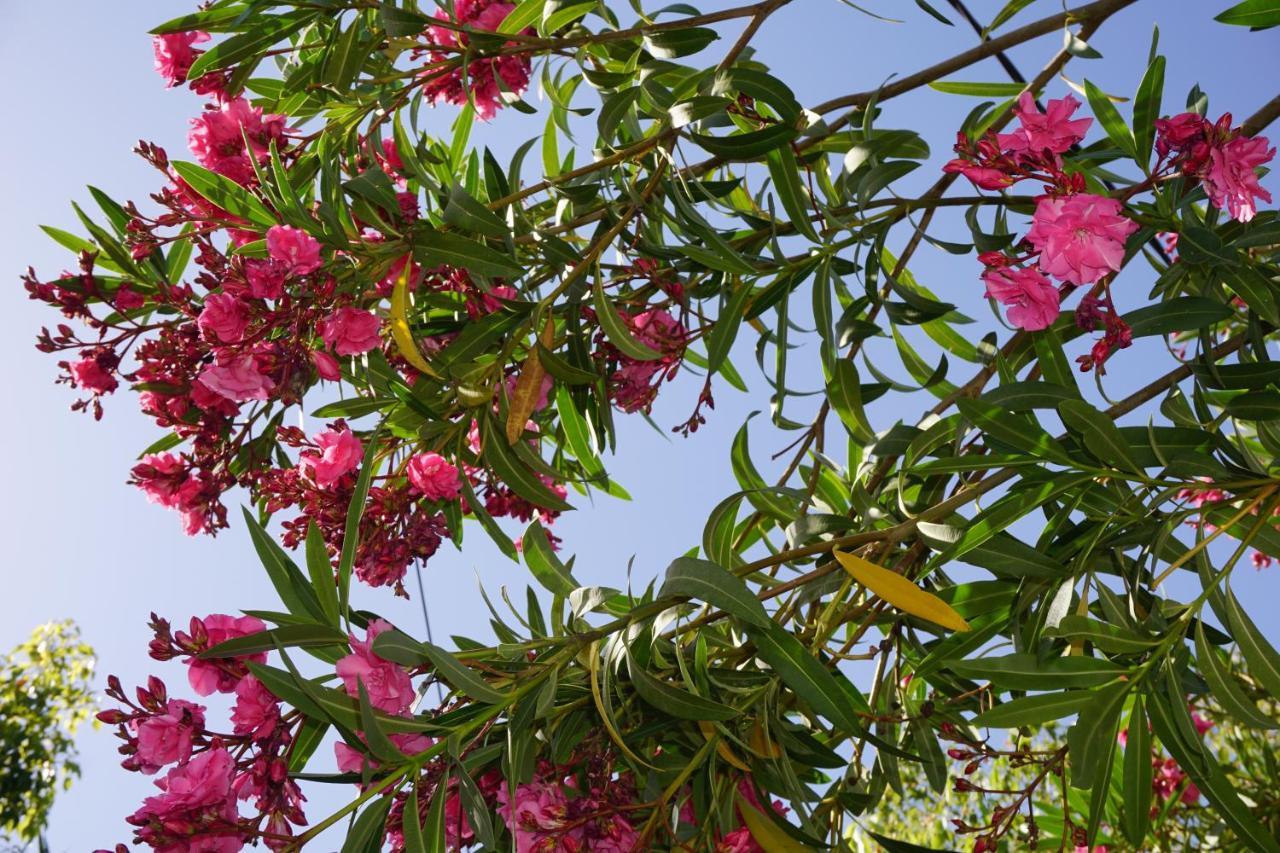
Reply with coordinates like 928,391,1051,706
1201,134,1275,223
311,349,341,381
718,827,761,853
70,356,118,395
422,1,531,121
133,699,206,775
266,225,323,276
199,354,276,402
336,619,415,715
981,266,1061,331
1252,549,1274,570
334,731,432,774
496,781,571,853
185,614,268,696
198,293,250,343
299,425,363,488
1026,193,1139,285
406,452,461,501
942,159,1015,190
997,92,1092,157
153,31,209,87
128,748,241,851
1155,112,1209,158
319,307,382,356
188,97,287,185
230,675,280,740
244,258,287,300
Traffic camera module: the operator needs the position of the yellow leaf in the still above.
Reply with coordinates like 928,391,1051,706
698,720,751,771
388,258,441,379
735,794,815,853
748,721,783,759
505,317,554,445
833,550,970,632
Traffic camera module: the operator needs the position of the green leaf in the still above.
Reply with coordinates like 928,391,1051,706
731,418,799,522
187,13,315,80
358,682,413,764
627,655,738,721
947,653,1125,690
340,795,394,853
1215,0,1280,27
705,282,755,375
240,508,327,623
371,632,505,704
480,417,573,511
766,145,820,242
689,125,798,160
1058,399,1143,474
1121,696,1153,846
305,522,340,627
337,426,382,619
827,360,876,443
1053,615,1158,654
1195,621,1276,729
745,621,865,733
973,690,1095,727
522,518,579,596
288,717,329,772
1068,681,1129,790
171,161,277,227
1225,390,1280,421
1221,264,1280,326
1225,589,1280,698
498,0,543,34
928,80,1027,96
413,229,523,280
643,27,718,59
380,4,432,37
591,277,662,361
1132,55,1165,164
1122,297,1233,338
247,662,432,734
443,184,508,239
1084,79,1136,156
956,398,1073,465
660,557,770,628
202,624,347,658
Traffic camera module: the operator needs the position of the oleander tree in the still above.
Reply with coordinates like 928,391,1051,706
0,621,96,845
20,0,1280,849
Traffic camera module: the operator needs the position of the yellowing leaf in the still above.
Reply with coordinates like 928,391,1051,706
506,316,553,445
389,258,442,379
748,721,783,759
735,794,815,853
698,720,751,771
834,550,970,632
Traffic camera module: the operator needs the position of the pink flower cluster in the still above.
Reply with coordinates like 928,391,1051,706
1156,111,1275,222
419,0,533,120
188,98,289,185
152,30,226,96
97,614,307,850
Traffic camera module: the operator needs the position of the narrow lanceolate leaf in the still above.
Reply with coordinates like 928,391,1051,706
1068,681,1128,790
660,557,771,628
591,278,662,361
834,551,970,632
305,521,340,626
946,653,1124,690
506,317,553,444
1215,0,1280,27
337,425,382,619
171,161,277,227
389,259,443,379
340,795,394,853
372,632,505,704
201,624,346,658
1058,399,1143,474
735,794,816,852
413,229,523,280
358,682,411,764
627,656,739,721
972,690,1094,727
745,621,865,733
1122,696,1153,846
1084,79,1136,157
1132,54,1165,164
1196,621,1276,729
1224,589,1280,698
401,785,429,853
522,519,579,596
240,507,327,623
766,145,820,241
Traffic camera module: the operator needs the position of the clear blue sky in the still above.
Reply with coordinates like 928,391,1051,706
2,1,1277,848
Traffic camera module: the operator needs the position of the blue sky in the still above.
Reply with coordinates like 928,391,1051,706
2,1,1278,847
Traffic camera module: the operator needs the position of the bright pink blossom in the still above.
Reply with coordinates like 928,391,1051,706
496,780,571,853
997,92,1092,157
198,293,250,343
187,98,287,185
311,349,341,381
199,354,276,402
299,426,363,488
266,225,323,275
318,307,382,356
70,357,118,395
133,699,206,775
406,452,461,501
184,614,268,696
1026,193,1139,285
942,159,1014,189
335,618,415,715
153,31,209,87
423,1,531,121
128,747,241,852
244,258,286,300
1202,134,1275,223
982,266,1061,330
230,675,280,740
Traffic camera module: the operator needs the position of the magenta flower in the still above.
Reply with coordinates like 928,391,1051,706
265,225,323,276
69,356,118,395
318,307,382,356
406,452,462,501
335,619,415,716
132,699,206,775
942,159,1015,190
981,266,1061,331
299,425,363,488
197,293,250,343
997,92,1092,158
1026,194,1138,285
230,675,280,740
199,354,276,402
187,98,287,185
1202,134,1275,223
128,748,241,851
422,1,532,121
244,258,286,300
184,614,268,696
310,349,341,381
152,31,209,88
